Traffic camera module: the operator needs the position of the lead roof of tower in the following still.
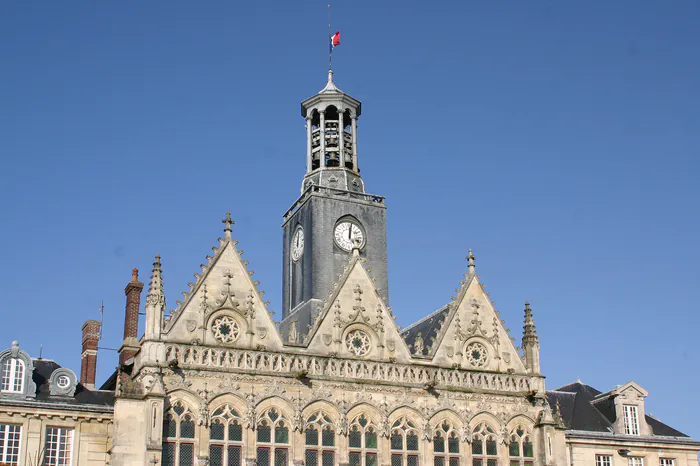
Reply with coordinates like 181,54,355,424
301,70,362,117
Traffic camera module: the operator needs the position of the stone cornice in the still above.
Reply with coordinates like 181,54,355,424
565,430,700,449
158,344,541,396
0,399,114,421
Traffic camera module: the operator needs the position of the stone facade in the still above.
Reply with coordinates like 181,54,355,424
2,70,697,466
103,71,699,466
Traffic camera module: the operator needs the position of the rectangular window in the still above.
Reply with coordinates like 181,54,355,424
596,456,612,466
624,405,640,435
44,427,74,466
179,443,194,466
660,460,674,466
628,458,644,466
0,424,21,465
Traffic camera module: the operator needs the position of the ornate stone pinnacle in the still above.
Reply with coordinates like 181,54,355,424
522,301,539,346
222,212,235,237
466,249,476,275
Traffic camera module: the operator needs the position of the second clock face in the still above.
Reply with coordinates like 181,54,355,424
334,221,364,251
291,228,304,261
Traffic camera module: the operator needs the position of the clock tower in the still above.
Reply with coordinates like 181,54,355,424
281,70,389,343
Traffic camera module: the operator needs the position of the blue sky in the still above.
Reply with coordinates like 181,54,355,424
1,1,698,438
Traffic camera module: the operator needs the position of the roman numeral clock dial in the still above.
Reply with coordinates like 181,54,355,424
291,228,304,261
334,221,365,252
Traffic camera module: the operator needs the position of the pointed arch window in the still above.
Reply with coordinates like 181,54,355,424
433,421,460,466
390,417,420,466
508,426,534,466
162,401,196,466
349,414,378,466
1,358,24,393
256,408,289,466
472,423,498,466
209,405,243,466
305,411,336,466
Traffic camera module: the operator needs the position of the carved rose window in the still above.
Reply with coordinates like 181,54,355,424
465,342,488,367
345,330,371,357
211,316,241,344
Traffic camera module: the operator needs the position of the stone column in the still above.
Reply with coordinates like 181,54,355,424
338,109,345,168
306,116,313,173
351,115,358,173
319,110,326,168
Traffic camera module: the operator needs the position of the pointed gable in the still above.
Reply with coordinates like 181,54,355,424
304,253,412,363
401,253,527,375
161,214,283,351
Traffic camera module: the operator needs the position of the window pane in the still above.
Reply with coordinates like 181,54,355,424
486,440,498,456
275,425,289,444
391,433,403,450
181,420,195,439
349,430,361,448
473,461,483,466
407,432,419,451
509,442,520,457
227,446,241,466
306,429,319,446
0,424,22,465
322,428,335,447
392,454,403,466
367,453,377,466
487,460,498,466
258,425,271,443
434,435,445,453
322,451,334,466
209,445,223,466
435,457,446,466
408,455,419,466
257,448,270,466
305,449,318,466
164,416,177,438
211,423,225,441
274,448,288,466
472,439,483,455
523,440,533,458
448,435,459,454
180,444,194,466
163,443,176,466
366,431,378,449
349,452,361,466
449,458,460,466
510,462,520,466
229,423,243,442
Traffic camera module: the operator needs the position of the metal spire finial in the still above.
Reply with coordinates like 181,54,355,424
466,249,476,275
222,212,234,238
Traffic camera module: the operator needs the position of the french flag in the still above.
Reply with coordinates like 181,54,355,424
329,31,340,53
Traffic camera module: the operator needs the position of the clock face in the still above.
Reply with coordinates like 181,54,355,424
334,221,365,251
291,228,304,261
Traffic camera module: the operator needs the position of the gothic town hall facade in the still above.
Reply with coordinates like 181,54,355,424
1,71,698,466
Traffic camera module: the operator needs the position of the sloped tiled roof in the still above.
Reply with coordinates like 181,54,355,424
547,381,688,437
31,359,114,408
401,304,450,356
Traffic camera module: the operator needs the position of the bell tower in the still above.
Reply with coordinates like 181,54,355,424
281,71,389,343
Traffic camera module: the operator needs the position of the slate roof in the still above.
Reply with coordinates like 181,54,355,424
1,358,115,409
401,304,450,356
547,381,688,438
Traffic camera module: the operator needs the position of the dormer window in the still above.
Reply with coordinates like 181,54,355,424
623,405,640,435
0,358,24,393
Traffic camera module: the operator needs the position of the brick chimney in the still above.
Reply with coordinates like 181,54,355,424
119,268,144,365
81,320,101,389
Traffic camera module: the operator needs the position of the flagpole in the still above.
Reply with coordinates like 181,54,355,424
328,4,332,71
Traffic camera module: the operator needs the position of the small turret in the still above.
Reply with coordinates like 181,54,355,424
522,301,540,375
144,255,165,340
